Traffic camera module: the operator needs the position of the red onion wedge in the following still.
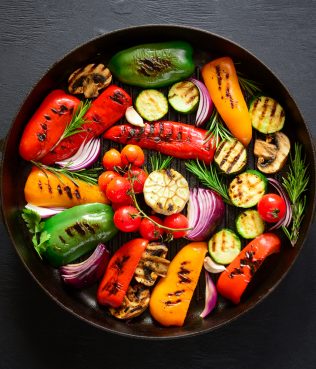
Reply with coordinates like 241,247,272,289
56,137,101,170
200,271,218,318
25,203,65,218
186,188,225,241
189,78,213,127
267,178,293,230
59,244,110,289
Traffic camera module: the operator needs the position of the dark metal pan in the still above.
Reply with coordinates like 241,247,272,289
1,25,315,339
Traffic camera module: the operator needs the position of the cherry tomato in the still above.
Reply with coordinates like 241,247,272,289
111,197,134,211
163,213,189,239
113,206,141,232
257,194,286,223
121,144,145,167
124,166,148,193
98,171,121,193
106,177,132,204
139,216,164,241
102,148,122,170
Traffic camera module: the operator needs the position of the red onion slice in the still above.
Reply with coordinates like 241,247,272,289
189,78,214,127
200,271,217,318
25,203,65,218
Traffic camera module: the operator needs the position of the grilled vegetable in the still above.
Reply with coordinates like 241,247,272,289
41,203,117,267
149,242,207,327
214,139,247,174
236,210,265,239
135,89,168,121
254,132,290,174
103,121,216,165
24,167,108,208
201,57,252,146
125,106,145,127
250,96,285,134
208,229,241,265
168,80,199,113
143,169,190,215
68,63,112,98
217,233,281,304
108,41,195,88
228,170,267,208
19,90,80,161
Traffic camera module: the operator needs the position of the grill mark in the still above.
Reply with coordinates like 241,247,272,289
59,236,66,244
47,182,52,194
215,65,222,90
38,180,42,190
64,186,73,199
226,146,244,173
82,221,96,234
37,132,47,142
221,231,226,252
44,114,51,120
219,140,238,169
164,299,182,306
74,189,81,199
73,222,86,236
270,100,278,118
259,97,270,130
57,184,62,195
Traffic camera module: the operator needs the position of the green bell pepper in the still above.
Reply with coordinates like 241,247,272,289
108,41,195,88
42,203,117,267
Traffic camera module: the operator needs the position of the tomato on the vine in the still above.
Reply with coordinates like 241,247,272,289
98,171,121,193
139,216,164,241
113,206,141,232
106,177,132,204
124,167,148,193
163,213,189,239
257,194,286,223
121,144,145,167
102,148,122,170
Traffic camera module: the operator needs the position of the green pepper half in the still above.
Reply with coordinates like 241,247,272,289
108,41,195,88
42,203,117,267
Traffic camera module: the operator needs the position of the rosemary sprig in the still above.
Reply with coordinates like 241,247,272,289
281,143,309,246
204,110,233,147
237,72,262,96
185,159,231,204
149,152,173,171
31,161,102,185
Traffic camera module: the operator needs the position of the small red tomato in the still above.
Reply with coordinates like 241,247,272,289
113,206,141,232
102,148,122,170
163,213,189,239
121,144,145,167
258,194,286,223
98,171,121,193
139,216,164,241
124,166,148,193
111,197,134,211
106,177,132,204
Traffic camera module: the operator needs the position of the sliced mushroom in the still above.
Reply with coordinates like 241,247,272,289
254,132,291,174
68,64,112,98
134,243,170,287
108,283,150,320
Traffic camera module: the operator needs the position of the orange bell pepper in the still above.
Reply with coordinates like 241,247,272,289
217,233,281,304
24,166,108,208
201,57,252,146
149,242,207,327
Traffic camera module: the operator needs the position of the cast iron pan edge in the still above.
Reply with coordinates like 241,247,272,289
1,25,315,340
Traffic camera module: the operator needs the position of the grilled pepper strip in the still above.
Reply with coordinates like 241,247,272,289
217,233,281,304
19,90,80,161
41,85,132,164
42,203,117,267
202,57,252,146
149,242,207,327
108,41,195,88
97,238,149,308
103,121,216,164
24,167,108,208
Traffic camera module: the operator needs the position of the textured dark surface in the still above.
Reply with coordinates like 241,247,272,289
0,0,315,368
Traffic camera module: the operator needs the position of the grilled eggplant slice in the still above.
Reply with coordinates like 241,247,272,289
214,139,247,174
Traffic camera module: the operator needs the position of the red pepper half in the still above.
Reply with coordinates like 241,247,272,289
103,121,216,164
216,233,281,304
19,90,80,161
41,85,132,164
97,238,148,308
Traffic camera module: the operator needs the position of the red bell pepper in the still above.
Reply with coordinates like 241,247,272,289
103,121,216,164
41,85,132,164
19,90,80,161
97,238,148,308
216,233,281,304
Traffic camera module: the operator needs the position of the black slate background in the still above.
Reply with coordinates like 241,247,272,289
0,1,315,368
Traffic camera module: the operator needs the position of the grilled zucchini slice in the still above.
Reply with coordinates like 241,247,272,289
249,96,285,134
228,170,267,208
168,81,199,113
214,139,247,174
236,210,265,239
208,229,241,265
135,89,168,121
